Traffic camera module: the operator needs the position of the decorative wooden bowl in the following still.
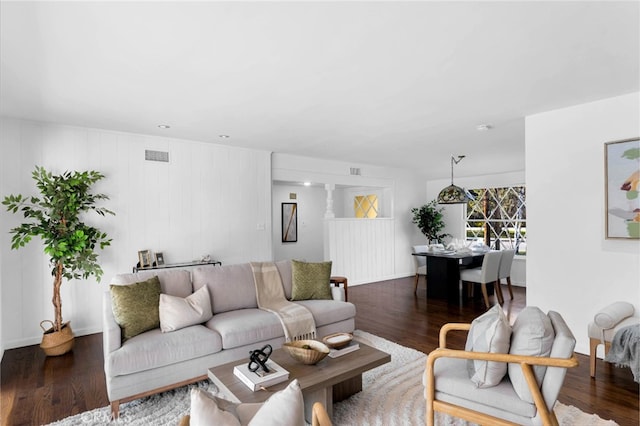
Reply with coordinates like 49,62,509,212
322,332,354,349
282,340,330,365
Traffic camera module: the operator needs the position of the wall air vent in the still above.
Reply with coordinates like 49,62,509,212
350,167,361,176
145,150,169,162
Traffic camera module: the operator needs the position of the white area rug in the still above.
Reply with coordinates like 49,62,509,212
48,330,618,425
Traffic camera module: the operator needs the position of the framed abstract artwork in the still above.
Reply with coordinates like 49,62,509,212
605,137,640,239
281,202,297,242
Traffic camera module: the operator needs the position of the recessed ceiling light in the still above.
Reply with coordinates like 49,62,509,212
476,124,492,131
303,182,311,186
158,124,171,129
219,135,230,139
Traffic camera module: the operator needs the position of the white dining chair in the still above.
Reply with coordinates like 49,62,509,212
459,250,502,308
412,245,428,294
498,249,516,300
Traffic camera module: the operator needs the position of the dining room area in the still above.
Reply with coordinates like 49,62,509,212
411,244,517,308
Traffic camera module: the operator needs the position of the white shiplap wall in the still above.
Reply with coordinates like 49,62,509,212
0,117,272,349
325,218,395,285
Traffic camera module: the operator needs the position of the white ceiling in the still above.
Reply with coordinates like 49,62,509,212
1,1,638,179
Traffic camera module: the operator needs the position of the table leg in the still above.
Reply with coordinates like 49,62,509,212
302,374,363,422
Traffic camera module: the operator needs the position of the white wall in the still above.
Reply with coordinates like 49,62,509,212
273,153,429,283
272,183,326,262
0,117,272,349
425,171,527,286
526,92,640,356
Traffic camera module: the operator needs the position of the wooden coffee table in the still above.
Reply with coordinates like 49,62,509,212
208,342,390,421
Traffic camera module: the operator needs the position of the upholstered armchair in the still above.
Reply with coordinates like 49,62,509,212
588,301,640,378
424,307,578,426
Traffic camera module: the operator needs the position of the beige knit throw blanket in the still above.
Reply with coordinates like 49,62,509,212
251,262,316,341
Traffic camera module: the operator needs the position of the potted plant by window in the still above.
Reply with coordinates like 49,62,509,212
411,200,448,244
3,166,114,356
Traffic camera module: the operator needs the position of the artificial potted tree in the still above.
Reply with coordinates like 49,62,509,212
411,200,448,244
3,166,114,356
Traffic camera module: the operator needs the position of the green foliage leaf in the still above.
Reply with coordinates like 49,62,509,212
3,166,115,285
626,190,638,200
622,147,640,160
411,200,449,243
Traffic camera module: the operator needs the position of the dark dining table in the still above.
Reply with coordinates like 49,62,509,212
412,251,486,304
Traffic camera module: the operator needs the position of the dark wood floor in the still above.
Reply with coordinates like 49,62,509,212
1,276,638,425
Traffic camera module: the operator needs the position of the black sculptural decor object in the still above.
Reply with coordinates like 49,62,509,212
248,344,273,375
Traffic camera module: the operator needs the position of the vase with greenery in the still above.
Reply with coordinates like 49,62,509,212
3,166,114,355
411,200,448,244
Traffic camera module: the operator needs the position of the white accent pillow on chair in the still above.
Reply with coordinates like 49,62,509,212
190,379,304,426
465,304,512,388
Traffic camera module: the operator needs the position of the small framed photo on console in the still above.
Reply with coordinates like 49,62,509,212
155,252,165,266
138,250,152,268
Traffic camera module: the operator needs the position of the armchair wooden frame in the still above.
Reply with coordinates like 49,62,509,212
312,401,332,426
425,323,579,426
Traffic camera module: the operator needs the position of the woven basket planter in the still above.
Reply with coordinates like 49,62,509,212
40,320,75,356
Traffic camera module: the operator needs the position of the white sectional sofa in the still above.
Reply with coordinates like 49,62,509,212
103,260,354,416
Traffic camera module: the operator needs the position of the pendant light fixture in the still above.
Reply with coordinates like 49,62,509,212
437,155,474,204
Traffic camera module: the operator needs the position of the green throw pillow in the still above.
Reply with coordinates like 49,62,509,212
290,260,332,301
110,276,161,341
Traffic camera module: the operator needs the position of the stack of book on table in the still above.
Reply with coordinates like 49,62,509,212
328,341,360,358
233,359,289,391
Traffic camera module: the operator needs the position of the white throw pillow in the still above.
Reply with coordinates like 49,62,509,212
189,380,304,426
190,388,240,426
465,304,512,388
159,285,213,332
247,379,304,426
508,306,555,403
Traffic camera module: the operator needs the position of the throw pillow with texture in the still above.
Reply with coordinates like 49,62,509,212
508,306,555,403
291,260,332,301
159,286,213,332
190,388,240,426
110,276,161,341
189,380,304,426
246,379,304,426
465,304,512,388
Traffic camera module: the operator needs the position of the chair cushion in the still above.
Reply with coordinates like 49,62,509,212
465,304,512,388
107,325,222,376
291,260,333,300
508,307,555,403
427,357,536,419
594,302,634,329
160,286,213,332
110,276,161,341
